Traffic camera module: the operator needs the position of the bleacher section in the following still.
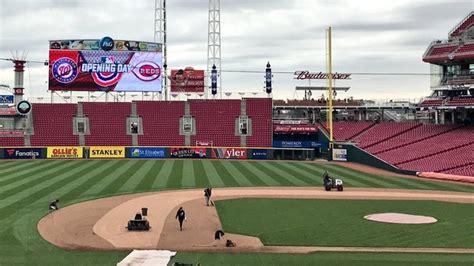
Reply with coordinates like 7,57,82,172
136,101,185,146
0,137,24,146
376,125,474,167
246,98,273,147
83,103,132,146
366,124,459,154
189,100,241,147
353,122,419,148
30,104,78,146
443,163,474,177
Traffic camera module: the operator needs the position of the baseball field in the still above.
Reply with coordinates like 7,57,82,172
0,159,473,265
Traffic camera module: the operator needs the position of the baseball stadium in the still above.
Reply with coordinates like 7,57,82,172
1,2,474,266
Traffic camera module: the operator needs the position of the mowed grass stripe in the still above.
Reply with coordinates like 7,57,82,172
0,160,46,177
152,160,174,189
0,160,65,188
0,160,82,199
80,160,140,197
219,161,254,186
166,160,184,188
191,160,210,188
232,161,268,186
135,160,165,192
298,163,364,187
3,161,124,238
201,161,225,187
292,162,367,187
212,161,241,187
313,164,390,188
254,162,306,186
237,161,281,186
61,160,123,202
101,160,147,195
117,160,156,193
0,160,102,222
269,162,320,185
181,160,196,188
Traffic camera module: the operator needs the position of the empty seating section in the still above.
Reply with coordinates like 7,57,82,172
323,122,375,141
397,143,474,173
427,45,457,57
455,43,474,54
0,137,24,146
246,98,273,147
137,101,185,146
366,124,458,154
376,126,474,166
443,163,474,177
285,99,363,107
190,100,241,147
450,13,474,37
420,99,443,106
30,104,78,146
83,103,131,146
354,122,419,148
446,98,474,106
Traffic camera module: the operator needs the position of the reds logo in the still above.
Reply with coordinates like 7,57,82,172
6,149,15,156
132,61,161,82
52,57,78,84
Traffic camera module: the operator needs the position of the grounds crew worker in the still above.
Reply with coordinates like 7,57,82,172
49,199,59,210
175,207,186,231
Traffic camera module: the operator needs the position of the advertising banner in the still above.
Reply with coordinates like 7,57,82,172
47,147,83,159
48,50,162,92
332,148,348,161
50,39,162,52
0,95,14,104
170,147,207,158
3,148,44,159
0,131,23,137
170,68,205,93
251,149,268,160
211,148,247,159
273,141,321,148
89,146,125,158
273,125,318,133
128,147,166,158
0,107,17,115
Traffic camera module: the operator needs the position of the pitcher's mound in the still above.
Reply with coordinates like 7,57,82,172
364,213,437,224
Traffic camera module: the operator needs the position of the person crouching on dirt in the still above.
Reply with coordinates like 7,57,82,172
49,199,59,211
175,207,186,231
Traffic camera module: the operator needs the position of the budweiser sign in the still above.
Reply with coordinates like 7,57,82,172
294,71,351,80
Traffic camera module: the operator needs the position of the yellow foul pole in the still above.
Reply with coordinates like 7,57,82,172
327,27,334,148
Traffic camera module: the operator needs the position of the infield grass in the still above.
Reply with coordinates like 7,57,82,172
216,198,474,248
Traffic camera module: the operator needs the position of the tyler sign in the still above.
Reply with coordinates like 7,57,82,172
294,71,351,80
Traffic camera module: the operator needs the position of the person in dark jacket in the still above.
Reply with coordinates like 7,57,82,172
204,187,213,206
49,199,59,210
175,207,186,231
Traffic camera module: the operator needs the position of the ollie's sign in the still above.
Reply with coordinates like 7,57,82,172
294,71,351,80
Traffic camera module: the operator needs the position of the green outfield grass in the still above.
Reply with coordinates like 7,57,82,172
0,159,472,265
216,198,474,248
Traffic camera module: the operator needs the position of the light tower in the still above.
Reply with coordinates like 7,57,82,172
154,0,167,100
207,0,222,99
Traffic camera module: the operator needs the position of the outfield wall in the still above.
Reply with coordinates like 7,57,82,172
0,146,314,160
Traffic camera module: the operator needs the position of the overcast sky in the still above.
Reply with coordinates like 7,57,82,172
0,0,473,101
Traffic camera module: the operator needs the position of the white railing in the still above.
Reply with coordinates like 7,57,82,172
449,11,474,37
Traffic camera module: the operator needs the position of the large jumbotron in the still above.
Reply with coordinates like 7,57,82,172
0,2,473,266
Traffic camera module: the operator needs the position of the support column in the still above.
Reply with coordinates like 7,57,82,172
434,109,439,124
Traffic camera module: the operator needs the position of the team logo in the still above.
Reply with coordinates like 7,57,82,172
100,36,114,51
90,56,125,87
132,61,161,82
52,57,78,84
6,149,15,156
